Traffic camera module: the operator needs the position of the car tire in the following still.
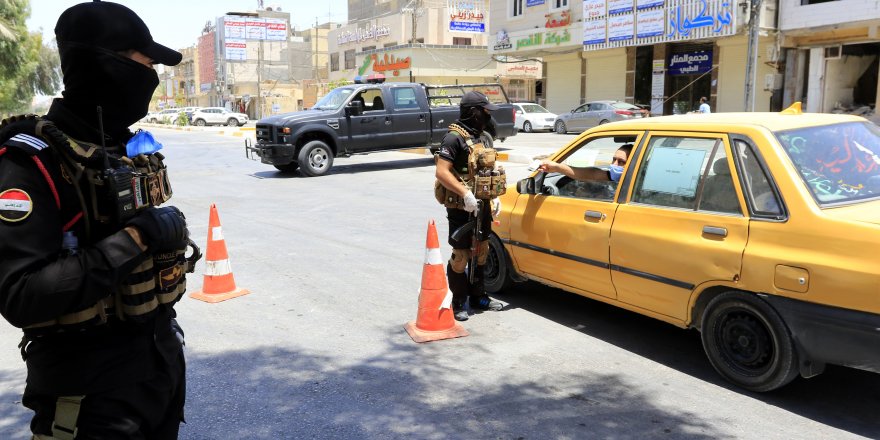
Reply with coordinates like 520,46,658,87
484,234,515,294
297,140,333,177
227,118,239,127
195,119,206,127
150,118,158,124
273,162,299,173
555,121,566,134
700,291,799,392
523,121,533,133
599,119,610,125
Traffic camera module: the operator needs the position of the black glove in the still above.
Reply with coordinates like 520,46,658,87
127,206,188,251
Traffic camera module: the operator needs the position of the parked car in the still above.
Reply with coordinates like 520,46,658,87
180,106,201,124
245,82,517,176
147,108,183,124
486,103,880,392
191,107,248,127
554,100,649,134
512,102,557,132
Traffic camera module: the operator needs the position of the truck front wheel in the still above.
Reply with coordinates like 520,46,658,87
297,140,333,177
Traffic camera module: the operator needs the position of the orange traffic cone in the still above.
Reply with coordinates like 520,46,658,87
189,204,250,303
404,220,469,343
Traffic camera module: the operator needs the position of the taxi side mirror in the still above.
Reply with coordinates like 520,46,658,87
517,177,536,195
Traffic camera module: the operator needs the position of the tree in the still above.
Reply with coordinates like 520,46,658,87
0,0,61,113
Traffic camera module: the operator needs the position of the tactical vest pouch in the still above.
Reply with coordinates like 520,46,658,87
117,259,159,323
473,168,507,200
467,143,497,177
434,179,466,209
154,249,187,305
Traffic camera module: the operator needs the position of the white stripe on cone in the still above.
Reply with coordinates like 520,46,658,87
440,289,453,310
424,247,443,265
205,258,232,276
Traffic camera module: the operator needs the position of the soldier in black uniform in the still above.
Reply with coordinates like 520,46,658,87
435,91,505,321
0,2,196,438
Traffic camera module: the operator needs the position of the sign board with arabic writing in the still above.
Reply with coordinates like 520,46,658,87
527,0,545,6
337,25,392,45
223,16,287,41
447,0,486,34
582,0,737,50
668,50,713,75
490,24,580,54
224,39,247,61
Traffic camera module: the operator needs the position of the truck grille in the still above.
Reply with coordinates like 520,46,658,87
256,124,276,143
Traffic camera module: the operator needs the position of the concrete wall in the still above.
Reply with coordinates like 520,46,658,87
823,54,877,110
779,0,880,30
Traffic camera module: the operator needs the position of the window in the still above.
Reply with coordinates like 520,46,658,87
452,37,472,46
734,139,783,216
361,45,376,52
551,0,569,9
353,88,384,112
344,49,355,69
632,136,741,214
512,0,523,17
392,87,419,109
330,53,339,72
543,136,630,201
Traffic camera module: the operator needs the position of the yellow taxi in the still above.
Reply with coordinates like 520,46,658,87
485,103,880,392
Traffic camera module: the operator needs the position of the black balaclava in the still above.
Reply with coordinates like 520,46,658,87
459,106,497,139
58,42,159,141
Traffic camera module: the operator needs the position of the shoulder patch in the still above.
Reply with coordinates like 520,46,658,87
0,188,33,222
3,133,49,155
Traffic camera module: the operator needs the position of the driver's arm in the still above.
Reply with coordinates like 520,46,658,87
539,160,610,181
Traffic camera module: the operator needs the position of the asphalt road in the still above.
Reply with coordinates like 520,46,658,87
0,129,877,439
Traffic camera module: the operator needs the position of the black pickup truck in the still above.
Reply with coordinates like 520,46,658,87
245,82,516,176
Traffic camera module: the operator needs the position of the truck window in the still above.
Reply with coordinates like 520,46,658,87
354,88,384,112
392,88,420,109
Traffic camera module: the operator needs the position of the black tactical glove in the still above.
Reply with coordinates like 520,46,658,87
127,206,188,252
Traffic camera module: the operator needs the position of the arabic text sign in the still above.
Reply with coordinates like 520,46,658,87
609,0,634,15
583,0,606,19
608,14,635,42
246,18,266,40
224,17,246,39
637,9,665,38
527,0,545,5
224,39,247,61
668,50,713,75
450,21,486,33
637,0,665,9
266,19,287,41
583,21,607,45
337,25,392,45
667,0,734,38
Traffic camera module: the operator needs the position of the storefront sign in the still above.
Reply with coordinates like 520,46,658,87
545,10,571,28
447,0,485,33
246,18,266,40
609,0,634,15
527,0,545,5
651,60,665,115
360,53,412,77
636,9,665,38
608,14,635,42
637,0,665,9
516,29,572,49
667,0,733,38
491,24,580,54
668,50,713,75
337,25,392,45
501,63,542,78
583,21,607,45
223,17,246,39
224,39,247,61
583,0,607,19
494,30,512,50
265,19,288,41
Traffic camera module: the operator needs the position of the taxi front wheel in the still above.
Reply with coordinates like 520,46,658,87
484,235,514,294
701,291,799,392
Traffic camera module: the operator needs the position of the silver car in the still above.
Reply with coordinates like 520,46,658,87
553,100,649,134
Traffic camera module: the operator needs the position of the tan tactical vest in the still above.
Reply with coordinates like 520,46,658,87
434,123,506,208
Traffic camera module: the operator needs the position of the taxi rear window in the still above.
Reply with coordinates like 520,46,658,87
776,121,880,205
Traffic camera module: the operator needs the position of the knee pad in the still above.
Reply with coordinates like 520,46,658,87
476,241,489,265
449,249,469,273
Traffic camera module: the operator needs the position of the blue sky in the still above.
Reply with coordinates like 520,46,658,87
27,0,349,49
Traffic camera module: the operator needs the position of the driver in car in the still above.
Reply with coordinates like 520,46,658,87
538,144,633,182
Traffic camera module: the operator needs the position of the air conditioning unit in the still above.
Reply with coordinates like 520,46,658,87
824,45,842,60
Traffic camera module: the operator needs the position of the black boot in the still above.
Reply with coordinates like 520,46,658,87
447,262,470,321
469,264,503,311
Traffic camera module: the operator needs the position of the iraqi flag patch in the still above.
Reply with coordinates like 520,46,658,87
0,189,33,222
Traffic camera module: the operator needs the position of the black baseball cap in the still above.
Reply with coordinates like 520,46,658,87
460,91,500,111
55,1,182,66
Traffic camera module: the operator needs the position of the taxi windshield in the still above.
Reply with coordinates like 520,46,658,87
312,88,354,111
776,121,880,205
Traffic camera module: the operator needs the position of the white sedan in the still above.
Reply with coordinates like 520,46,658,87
513,102,557,133
191,107,249,127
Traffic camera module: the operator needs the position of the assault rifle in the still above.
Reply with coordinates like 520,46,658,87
451,200,485,284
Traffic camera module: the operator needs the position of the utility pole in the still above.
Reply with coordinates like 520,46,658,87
313,17,319,83
257,38,263,119
744,0,763,112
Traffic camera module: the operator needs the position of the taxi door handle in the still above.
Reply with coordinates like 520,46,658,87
703,226,728,237
385,116,391,125
585,210,606,221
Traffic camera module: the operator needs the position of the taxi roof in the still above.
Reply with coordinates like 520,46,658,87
602,111,868,133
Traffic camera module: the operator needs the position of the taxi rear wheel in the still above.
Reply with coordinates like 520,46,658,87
701,291,799,392
484,235,514,294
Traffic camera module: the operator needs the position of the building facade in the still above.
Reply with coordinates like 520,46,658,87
488,0,780,115
779,0,880,114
